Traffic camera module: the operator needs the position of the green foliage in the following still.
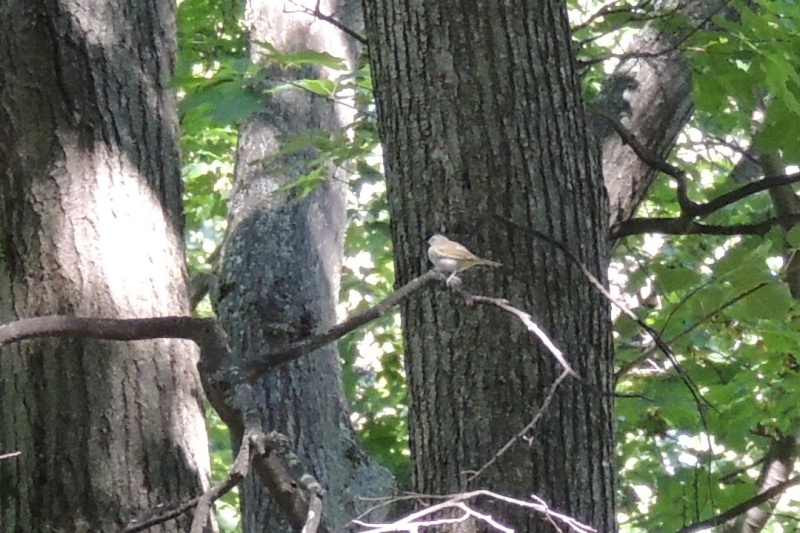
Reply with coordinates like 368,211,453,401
690,0,800,160
207,408,241,532
255,41,348,70
615,217,800,530
339,177,408,480
262,59,378,199
177,0,249,277
595,4,800,528
175,0,800,531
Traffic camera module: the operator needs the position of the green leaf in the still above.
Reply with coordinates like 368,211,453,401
713,241,772,287
731,282,792,320
256,40,346,70
274,167,327,198
180,81,264,125
271,78,337,97
786,224,800,249
652,264,703,294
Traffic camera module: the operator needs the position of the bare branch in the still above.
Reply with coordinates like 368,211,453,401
590,107,687,180
693,172,800,217
445,283,577,377
465,370,572,483
354,490,596,533
0,270,440,384
612,214,800,239
285,0,367,44
189,433,253,533
244,270,441,379
0,315,209,348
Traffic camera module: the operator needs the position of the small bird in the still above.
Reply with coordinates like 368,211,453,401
427,234,502,283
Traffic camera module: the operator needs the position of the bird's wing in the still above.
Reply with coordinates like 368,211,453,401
447,244,481,261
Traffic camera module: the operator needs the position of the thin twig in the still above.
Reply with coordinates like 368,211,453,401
189,434,253,533
285,0,367,44
447,283,577,377
496,216,715,441
465,370,572,483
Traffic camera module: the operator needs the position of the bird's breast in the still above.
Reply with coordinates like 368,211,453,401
429,255,461,272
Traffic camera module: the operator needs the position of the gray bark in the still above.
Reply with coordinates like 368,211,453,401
0,1,210,531
213,1,393,531
364,0,615,531
594,1,725,229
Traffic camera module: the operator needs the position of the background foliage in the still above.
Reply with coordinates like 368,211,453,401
176,0,800,530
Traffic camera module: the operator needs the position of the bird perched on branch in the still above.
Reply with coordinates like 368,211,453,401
427,234,502,283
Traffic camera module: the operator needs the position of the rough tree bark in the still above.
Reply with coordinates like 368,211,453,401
212,1,393,531
364,0,615,531
0,1,210,531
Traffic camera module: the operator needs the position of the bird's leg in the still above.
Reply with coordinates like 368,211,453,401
446,270,461,287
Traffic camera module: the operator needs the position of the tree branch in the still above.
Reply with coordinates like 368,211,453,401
611,214,800,239
693,172,800,217
0,315,209,348
189,431,253,533
592,106,687,181
594,104,800,240
0,270,441,382
286,0,367,44
677,475,800,533
445,282,577,377
243,269,441,379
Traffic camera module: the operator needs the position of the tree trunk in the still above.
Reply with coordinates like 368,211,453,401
212,1,393,531
364,0,615,531
0,1,210,531
595,0,723,228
